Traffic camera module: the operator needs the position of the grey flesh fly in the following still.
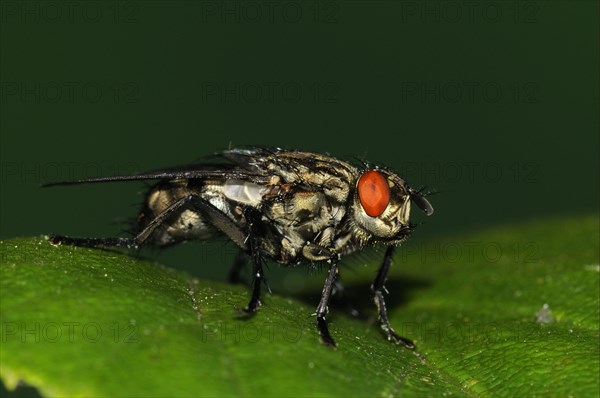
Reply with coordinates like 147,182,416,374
45,148,434,347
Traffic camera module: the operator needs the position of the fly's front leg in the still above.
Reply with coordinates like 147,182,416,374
316,255,340,347
372,245,414,348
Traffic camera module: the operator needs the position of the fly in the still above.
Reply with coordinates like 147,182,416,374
44,147,434,348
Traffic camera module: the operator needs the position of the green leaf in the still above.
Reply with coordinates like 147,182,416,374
1,215,598,397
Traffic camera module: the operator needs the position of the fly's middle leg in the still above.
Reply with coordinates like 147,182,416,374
242,208,270,314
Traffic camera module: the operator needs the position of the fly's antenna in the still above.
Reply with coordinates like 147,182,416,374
408,187,434,216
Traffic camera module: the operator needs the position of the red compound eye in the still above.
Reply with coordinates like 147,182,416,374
358,170,390,217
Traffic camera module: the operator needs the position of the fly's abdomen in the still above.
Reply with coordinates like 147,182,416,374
138,181,216,246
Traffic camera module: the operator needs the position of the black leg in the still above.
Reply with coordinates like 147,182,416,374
372,245,415,349
49,195,195,249
242,208,268,314
244,245,265,313
316,257,339,347
49,235,136,248
228,250,249,284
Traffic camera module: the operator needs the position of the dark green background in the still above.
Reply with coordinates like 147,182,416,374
1,0,598,281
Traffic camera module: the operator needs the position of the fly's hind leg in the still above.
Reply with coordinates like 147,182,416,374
49,195,195,249
372,245,415,349
49,235,137,248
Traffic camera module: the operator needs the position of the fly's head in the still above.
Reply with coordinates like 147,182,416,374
351,169,434,244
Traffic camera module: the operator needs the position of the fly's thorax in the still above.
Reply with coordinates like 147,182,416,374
262,187,347,260
262,151,355,203
351,170,412,242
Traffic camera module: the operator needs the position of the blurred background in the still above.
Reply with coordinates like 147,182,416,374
1,1,598,283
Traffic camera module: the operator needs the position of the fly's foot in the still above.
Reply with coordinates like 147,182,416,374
382,325,415,349
48,235,64,245
235,306,260,320
243,300,261,314
317,316,337,348
235,296,261,318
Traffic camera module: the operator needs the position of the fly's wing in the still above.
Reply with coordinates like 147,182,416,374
42,147,357,195
42,157,272,187
223,147,358,185
221,147,279,173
